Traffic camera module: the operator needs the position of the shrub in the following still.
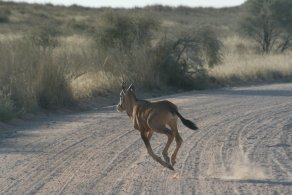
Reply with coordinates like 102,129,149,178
0,92,15,122
151,28,222,88
96,11,159,50
143,31,218,89
94,26,222,90
196,28,224,67
0,10,10,23
152,38,195,88
29,23,60,48
36,56,75,109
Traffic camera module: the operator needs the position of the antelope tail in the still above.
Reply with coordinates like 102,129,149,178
175,110,198,130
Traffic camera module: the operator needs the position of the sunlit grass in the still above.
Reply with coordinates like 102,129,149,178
71,71,121,99
209,36,292,85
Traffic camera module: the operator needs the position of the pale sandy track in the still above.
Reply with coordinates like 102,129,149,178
0,83,291,194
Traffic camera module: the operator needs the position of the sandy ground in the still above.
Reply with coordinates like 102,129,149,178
0,83,291,194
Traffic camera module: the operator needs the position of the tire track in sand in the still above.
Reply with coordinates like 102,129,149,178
1,83,292,194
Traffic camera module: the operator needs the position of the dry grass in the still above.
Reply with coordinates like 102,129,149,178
71,71,121,99
1,34,292,122
0,36,77,115
209,36,292,85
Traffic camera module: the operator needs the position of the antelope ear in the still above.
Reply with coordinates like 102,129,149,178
128,83,135,92
121,82,126,90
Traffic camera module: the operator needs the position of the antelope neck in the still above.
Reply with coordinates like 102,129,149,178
126,93,137,118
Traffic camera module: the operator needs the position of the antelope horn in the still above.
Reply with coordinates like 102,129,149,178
128,83,135,92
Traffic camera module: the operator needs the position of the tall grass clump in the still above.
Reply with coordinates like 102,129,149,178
0,37,75,121
0,38,39,113
35,52,75,109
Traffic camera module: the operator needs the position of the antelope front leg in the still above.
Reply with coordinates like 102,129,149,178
140,132,174,170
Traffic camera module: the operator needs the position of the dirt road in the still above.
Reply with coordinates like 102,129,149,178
0,83,291,194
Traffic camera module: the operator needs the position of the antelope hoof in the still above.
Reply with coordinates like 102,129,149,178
166,163,175,171
171,157,176,166
160,159,174,170
163,154,171,165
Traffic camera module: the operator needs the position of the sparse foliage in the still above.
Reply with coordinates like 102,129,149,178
151,28,222,88
196,28,223,67
241,0,292,54
96,12,159,50
29,23,60,48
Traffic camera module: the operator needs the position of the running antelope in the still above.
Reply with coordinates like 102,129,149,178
116,83,198,170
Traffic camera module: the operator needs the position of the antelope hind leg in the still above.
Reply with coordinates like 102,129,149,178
141,132,174,170
151,125,174,166
162,132,174,165
171,133,183,166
